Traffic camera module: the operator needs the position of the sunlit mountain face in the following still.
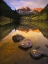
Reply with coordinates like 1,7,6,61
3,0,48,10
17,7,43,14
32,8,43,12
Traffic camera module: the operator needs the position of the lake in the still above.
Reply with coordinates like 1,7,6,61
0,22,48,64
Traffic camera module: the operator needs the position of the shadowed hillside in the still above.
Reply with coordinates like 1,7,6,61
40,4,48,14
0,0,21,24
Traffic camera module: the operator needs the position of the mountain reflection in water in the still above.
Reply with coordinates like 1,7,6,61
0,24,48,64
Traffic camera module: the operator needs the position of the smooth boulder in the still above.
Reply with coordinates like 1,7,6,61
19,39,32,49
12,34,24,42
30,49,44,59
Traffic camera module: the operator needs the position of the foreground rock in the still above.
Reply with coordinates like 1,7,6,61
30,49,44,59
45,44,48,48
12,34,24,42
19,39,32,49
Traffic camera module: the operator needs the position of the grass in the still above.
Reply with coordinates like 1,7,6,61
0,16,13,25
32,13,48,20
21,12,48,21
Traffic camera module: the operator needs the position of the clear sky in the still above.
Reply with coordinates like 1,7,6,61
3,0,48,10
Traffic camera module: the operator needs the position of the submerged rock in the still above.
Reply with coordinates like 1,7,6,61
35,46,40,49
12,34,24,42
30,49,44,59
44,54,48,57
19,39,32,49
42,59,48,64
45,44,48,48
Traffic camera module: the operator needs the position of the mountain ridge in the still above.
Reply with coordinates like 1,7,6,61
18,6,43,12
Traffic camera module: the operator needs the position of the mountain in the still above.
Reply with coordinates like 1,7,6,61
17,6,32,15
32,4,48,20
18,7,43,12
17,6,39,15
32,8,43,12
24,6,31,11
18,6,31,11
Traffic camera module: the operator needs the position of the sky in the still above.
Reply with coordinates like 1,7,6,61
3,0,48,10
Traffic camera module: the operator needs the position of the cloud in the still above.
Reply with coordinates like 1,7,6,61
3,0,48,10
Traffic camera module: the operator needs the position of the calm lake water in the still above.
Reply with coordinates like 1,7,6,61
0,23,48,64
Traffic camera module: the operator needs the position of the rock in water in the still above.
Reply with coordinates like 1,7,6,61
19,39,32,49
42,59,48,64
30,49,44,59
44,54,48,57
45,44,48,48
12,34,24,42
35,46,40,49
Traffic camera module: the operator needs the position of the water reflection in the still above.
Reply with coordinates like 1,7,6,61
12,26,48,46
0,23,18,41
0,23,48,41
15,25,48,39
39,28,48,39
0,24,48,64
